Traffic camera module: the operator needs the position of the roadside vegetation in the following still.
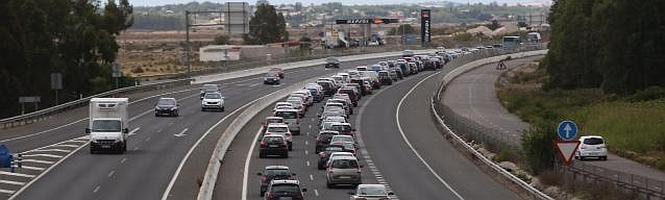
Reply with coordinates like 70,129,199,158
497,63,665,171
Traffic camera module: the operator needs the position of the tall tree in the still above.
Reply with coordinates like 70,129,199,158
243,4,288,45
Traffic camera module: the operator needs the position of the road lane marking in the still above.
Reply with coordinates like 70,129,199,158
93,185,100,193
133,147,139,151
51,144,79,148
128,127,141,136
29,149,71,153
120,157,127,164
165,88,278,200
304,150,308,155
0,189,15,194
145,137,151,142
0,180,25,186
248,83,261,88
314,189,319,197
309,174,314,181
241,128,264,200
20,165,45,171
304,141,308,145
0,171,35,178
306,161,310,166
0,118,88,144
173,128,189,137
21,154,63,159
396,71,464,200
21,159,54,165
108,170,115,178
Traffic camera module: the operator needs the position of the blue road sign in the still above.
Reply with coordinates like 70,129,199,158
557,121,578,141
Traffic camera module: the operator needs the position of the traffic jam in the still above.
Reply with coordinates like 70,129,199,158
254,51,449,200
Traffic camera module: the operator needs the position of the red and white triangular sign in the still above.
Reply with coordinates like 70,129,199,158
556,141,581,166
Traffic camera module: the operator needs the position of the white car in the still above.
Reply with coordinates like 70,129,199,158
349,184,394,200
265,123,293,151
576,135,608,161
201,92,224,111
326,152,355,168
274,102,294,111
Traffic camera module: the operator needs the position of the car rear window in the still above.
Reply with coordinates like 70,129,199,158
331,159,358,169
275,111,297,119
268,126,288,133
266,169,291,176
271,184,300,193
263,137,283,144
332,125,351,132
583,138,604,145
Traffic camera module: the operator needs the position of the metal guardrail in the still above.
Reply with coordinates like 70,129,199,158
432,48,665,199
0,78,192,129
0,45,426,130
430,49,553,200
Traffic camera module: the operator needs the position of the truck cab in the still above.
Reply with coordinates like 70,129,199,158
87,98,129,154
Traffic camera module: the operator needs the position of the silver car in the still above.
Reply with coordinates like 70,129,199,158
349,184,394,200
326,155,362,188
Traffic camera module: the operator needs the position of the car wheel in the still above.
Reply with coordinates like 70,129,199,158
221,107,225,112
259,153,265,158
579,156,585,161
201,108,205,111
601,156,607,161
90,147,96,154
326,182,334,188
289,145,293,151
283,153,289,158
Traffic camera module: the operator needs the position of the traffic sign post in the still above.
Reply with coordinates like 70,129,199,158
555,120,581,166
557,120,578,141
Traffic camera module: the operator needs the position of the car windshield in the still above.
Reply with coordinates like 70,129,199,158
265,72,278,77
268,126,288,133
325,147,344,152
158,99,175,106
92,120,121,132
203,85,218,92
358,186,386,196
331,159,358,169
204,93,221,99
266,169,291,177
263,137,283,144
271,184,300,193
275,111,297,119
584,138,604,145
332,125,351,132
332,136,353,143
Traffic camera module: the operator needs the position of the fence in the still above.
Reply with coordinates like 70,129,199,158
431,46,665,199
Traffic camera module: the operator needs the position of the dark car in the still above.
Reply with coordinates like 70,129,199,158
264,180,306,200
263,72,280,85
344,83,363,97
318,145,353,170
337,87,360,106
259,135,289,158
325,57,340,68
315,130,340,153
305,87,322,102
317,81,335,96
349,79,369,96
378,71,393,85
154,97,179,117
257,166,296,196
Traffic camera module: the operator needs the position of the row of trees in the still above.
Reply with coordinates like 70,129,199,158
0,0,134,117
543,0,665,94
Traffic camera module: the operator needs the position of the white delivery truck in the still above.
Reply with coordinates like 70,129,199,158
87,98,129,154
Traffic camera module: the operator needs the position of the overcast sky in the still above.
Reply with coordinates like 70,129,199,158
130,0,551,7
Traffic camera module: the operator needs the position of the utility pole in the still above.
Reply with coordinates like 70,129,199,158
185,11,191,77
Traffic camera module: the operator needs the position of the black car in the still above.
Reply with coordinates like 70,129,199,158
378,71,393,85
318,145,353,170
264,180,306,200
325,57,340,68
257,166,296,196
154,97,179,117
263,72,280,85
259,135,289,158
315,130,340,153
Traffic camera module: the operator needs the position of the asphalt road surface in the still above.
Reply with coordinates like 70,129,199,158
216,65,521,199
0,57,390,200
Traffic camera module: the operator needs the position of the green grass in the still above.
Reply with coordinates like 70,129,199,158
497,66,665,171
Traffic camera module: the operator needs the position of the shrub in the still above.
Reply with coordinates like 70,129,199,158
522,122,558,175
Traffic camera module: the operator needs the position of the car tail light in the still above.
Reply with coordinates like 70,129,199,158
580,146,586,149
266,193,274,200
260,141,267,148
261,176,267,183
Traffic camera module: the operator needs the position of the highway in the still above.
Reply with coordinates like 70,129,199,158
0,57,389,200
215,62,522,199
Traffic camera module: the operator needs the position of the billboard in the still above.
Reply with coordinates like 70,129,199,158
223,2,250,34
199,45,242,61
421,9,431,46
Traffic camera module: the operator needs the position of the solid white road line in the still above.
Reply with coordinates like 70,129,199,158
241,128,264,200
0,118,88,144
20,165,45,171
0,180,25,186
28,149,71,153
21,154,63,159
50,144,79,148
163,91,274,200
0,171,35,178
0,189,15,194
395,71,464,200
20,159,54,165
314,189,319,197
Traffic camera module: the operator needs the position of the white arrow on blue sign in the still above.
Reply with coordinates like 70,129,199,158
557,121,578,141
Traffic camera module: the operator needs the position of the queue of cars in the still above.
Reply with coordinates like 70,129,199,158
255,57,432,199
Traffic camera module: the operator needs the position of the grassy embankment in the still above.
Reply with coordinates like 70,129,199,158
497,63,665,171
